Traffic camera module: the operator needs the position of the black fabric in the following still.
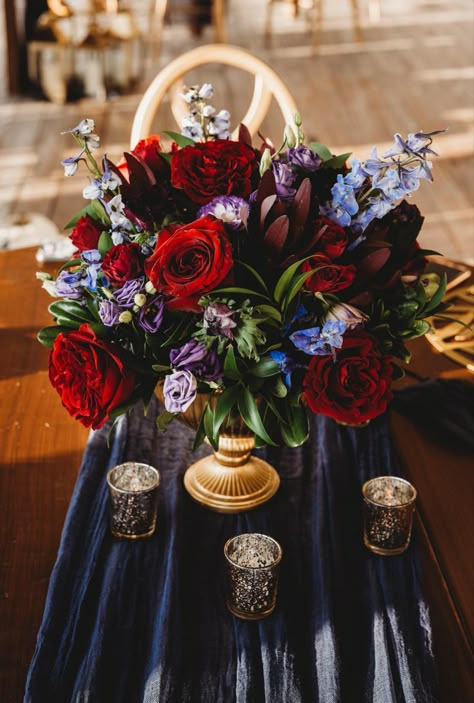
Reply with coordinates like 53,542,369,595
24,395,440,703
393,379,474,452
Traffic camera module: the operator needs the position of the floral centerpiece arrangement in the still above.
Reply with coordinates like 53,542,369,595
38,85,447,453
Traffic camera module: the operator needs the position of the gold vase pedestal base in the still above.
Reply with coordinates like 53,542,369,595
184,453,280,514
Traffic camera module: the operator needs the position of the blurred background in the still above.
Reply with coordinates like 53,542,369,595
0,0,473,262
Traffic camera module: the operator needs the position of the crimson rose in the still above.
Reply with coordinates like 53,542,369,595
101,243,142,287
170,139,258,204
70,214,102,252
314,217,348,259
303,331,393,423
49,323,135,429
303,254,355,293
145,215,233,311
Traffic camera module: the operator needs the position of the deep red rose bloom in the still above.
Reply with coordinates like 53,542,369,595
101,243,142,287
118,135,167,180
303,254,355,293
49,323,136,430
145,215,233,311
69,214,102,252
170,139,258,204
303,331,393,424
314,217,348,259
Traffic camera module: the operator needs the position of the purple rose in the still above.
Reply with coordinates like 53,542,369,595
114,277,145,308
197,195,249,230
98,299,121,327
54,269,85,299
272,161,297,200
163,370,197,413
287,145,322,172
136,295,164,333
203,302,237,339
169,339,222,381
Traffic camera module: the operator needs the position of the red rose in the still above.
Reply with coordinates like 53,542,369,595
145,215,233,311
303,254,355,293
303,331,393,423
70,215,102,252
119,135,166,180
314,217,348,259
101,243,142,287
49,323,136,429
171,139,258,204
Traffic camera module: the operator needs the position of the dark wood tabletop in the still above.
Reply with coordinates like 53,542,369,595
0,247,472,702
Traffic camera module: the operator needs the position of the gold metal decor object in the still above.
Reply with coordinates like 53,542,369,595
156,389,280,513
426,285,474,372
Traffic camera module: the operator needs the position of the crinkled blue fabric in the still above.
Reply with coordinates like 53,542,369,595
24,392,440,703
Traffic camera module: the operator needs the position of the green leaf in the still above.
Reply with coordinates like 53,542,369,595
85,295,101,322
248,357,280,378
203,403,218,450
255,304,282,323
324,152,352,169
416,248,443,257
212,385,241,436
236,261,270,295
308,142,333,161
37,325,70,348
274,256,311,304
57,257,82,275
271,376,288,398
63,200,109,230
224,346,241,380
210,286,271,301
151,363,171,373
422,273,447,315
158,151,172,164
156,410,177,432
237,388,277,446
282,269,314,310
98,231,113,257
280,403,309,447
163,131,195,147
192,406,207,451
48,300,94,326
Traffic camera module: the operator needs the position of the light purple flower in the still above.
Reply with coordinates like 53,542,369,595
344,159,369,188
287,145,322,172
98,300,121,326
290,320,346,359
198,196,249,230
136,295,164,333
373,169,406,201
202,302,237,339
81,249,102,291
163,370,197,413
114,277,145,308
170,339,222,381
272,161,297,200
324,303,368,329
54,269,85,299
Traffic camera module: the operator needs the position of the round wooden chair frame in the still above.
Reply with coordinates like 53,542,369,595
130,44,298,147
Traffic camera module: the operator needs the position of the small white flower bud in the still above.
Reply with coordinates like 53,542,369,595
134,293,147,307
284,124,297,148
259,148,272,176
145,281,156,294
118,310,133,324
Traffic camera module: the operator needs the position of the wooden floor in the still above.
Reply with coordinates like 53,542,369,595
0,0,473,264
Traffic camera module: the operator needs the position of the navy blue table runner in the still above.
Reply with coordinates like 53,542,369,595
24,382,453,703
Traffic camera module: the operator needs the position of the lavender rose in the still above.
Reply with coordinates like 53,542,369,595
272,161,297,200
98,299,121,327
163,370,197,413
136,295,164,333
114,277,145,308
170,339,222,381
197,195,249,230
287,145,322,172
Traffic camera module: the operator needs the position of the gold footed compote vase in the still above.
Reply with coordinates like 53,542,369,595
157,389,280,513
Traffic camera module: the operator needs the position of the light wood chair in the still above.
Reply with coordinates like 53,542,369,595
130,44,299,147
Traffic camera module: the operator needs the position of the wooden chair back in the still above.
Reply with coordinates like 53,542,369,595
130,44,298,147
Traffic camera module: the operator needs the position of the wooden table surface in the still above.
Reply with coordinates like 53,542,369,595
0,247,472,702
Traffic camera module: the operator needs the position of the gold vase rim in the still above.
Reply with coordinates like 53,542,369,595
224,533,283,569
362,476,417,508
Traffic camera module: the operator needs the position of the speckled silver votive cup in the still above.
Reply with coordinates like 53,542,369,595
107,462,160,539
224,533,282,620
362,476,417,556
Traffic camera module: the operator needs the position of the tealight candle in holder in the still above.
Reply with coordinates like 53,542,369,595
362,476,417,555
224,533,282,620
106,462,160,539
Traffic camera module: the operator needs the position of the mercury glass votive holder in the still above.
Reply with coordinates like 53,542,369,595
106,462,160,539
362,476,417,556
224,533,283,620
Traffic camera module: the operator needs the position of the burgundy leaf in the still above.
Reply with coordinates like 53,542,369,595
264,215,289,255
357,248,391,279
260,195,277,227
290,178,311,244
349,291,373,307
256,169,277,206
238,123,252,147
124,152,157,191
